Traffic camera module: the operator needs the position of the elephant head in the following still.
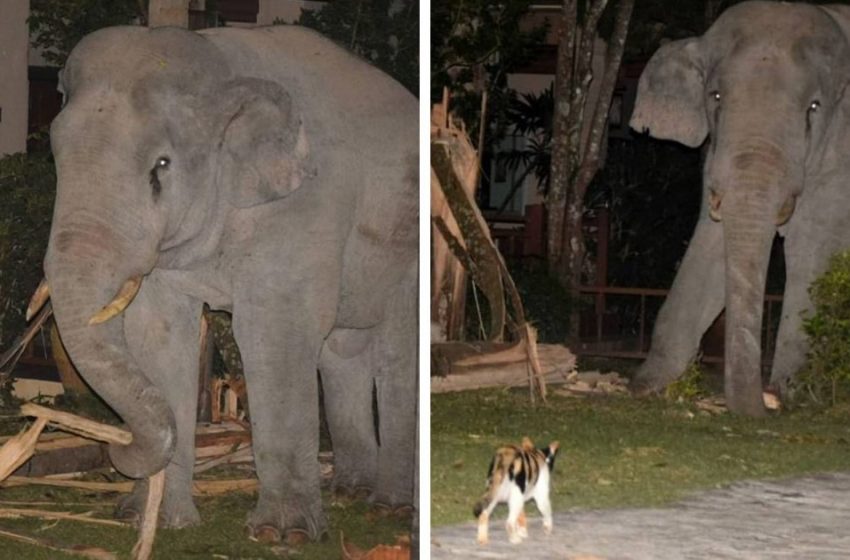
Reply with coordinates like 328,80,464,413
43,26,309,477
629,1,850,415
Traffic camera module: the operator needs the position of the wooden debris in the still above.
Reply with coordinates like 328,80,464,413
552,371,630,398
0,507,127,527
210,377,247,423
194,444,252,473
19,403,132,445
0,417,48,480
431,343,575,393
1,475,259,496
0,528,116,560
341,532,411,560
131,469,164,560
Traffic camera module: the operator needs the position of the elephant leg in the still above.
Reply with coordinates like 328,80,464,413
771,213,846,391
319,328,378,498
633,217,725,393
372,273,417,508
118,274,203,528
233,303,327,543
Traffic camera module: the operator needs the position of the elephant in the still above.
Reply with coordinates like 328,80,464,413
41,24,418,542
629,0,850,416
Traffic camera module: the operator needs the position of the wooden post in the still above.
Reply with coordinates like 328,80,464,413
148,0,190,28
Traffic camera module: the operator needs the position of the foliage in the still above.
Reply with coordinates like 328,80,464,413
665,361,709,401
431,0,546,136
501,85,554,197
298,0,418,94
432,388,850,526
796,251,850,406
509,262,572,343
0,152,56,349
28,0,145,67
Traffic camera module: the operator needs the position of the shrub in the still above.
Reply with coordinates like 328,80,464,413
0,152,56,348
797,250,850,405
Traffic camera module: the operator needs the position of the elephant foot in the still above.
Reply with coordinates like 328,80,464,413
246,493,327,544
631,355,686,396
115,481,200,528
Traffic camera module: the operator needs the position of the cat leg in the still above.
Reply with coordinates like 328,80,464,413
505,486,525,544
476,498,498,545
517,509,528,539
535,489,553,535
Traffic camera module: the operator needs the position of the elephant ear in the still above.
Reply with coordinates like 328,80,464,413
218,77,310,208
630,38,707,148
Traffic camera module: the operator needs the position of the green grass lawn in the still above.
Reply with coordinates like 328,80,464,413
432,388,850,526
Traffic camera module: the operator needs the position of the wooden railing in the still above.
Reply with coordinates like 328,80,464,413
577,285,784,364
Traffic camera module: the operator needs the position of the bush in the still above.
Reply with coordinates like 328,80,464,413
0,152,56,348
797,250,850,405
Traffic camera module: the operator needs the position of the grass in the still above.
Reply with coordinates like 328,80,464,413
0,483,410,559
431,388,850,526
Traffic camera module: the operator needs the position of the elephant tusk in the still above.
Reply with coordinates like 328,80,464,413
708,189,722,222
88,275,143,326
776,194,797,226
26,278,50,321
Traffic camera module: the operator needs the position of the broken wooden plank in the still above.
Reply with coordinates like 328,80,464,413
131,469,164,560
0,418,48,480
0,528,116,560
19,404,131,446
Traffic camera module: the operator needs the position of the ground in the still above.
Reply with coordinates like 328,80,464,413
432,472,850,558
432,387,850,556
0,478,410,559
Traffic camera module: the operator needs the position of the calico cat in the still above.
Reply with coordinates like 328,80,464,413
473,437,559,544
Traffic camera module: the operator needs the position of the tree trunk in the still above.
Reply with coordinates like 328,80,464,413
546,0,634,344
148,0,189,28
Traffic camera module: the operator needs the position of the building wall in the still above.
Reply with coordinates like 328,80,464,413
0,0,30,155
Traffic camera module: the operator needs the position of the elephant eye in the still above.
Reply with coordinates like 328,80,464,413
149,156,170,198
808,100,821,113
710,90,721,102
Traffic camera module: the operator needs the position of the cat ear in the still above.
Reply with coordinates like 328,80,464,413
521,436,535,451
548,441,560,455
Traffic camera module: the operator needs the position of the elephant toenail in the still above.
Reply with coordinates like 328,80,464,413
247,524,281,543
285,528,311,546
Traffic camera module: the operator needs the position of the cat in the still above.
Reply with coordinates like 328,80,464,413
473,436,559,544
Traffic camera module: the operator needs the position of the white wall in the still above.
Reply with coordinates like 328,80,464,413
0,0,30,155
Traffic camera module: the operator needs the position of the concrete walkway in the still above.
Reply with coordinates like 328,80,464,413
431,473,850,559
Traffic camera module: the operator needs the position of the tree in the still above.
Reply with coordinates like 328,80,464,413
299,0,418,94
431,0,546,145
546,0,634,341
29,0,145,66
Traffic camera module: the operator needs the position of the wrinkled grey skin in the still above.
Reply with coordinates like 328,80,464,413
630,1,850,416
44,25,417,540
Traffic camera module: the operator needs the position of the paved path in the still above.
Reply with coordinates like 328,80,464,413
431,473,850,559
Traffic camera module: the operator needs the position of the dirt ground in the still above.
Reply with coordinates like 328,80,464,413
431,472,850,559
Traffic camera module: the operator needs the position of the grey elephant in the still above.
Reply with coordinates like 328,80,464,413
42,24,418,542
629,0,850,416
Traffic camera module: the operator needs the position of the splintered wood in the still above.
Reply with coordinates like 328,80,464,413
431,90,549,402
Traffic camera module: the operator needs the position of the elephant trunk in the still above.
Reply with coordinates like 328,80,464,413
44,206,174,479
721,185,778,416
